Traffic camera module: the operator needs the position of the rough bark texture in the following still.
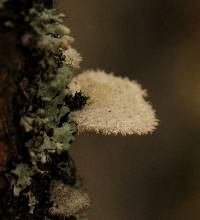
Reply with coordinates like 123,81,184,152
0,18,23,171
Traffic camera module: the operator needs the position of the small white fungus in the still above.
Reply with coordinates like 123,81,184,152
64,47,82,69
69,70,158,135
49,181,91,217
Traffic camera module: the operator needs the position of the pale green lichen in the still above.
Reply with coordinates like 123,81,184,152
11,163,35,197
25,192,39,214
29,8,74,52
10,6,82,215
20,8,77,167
26,122,76,164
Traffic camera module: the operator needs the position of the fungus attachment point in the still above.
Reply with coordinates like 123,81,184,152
69,70,158,135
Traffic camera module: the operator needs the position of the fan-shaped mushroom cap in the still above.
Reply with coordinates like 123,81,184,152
69,70,158,135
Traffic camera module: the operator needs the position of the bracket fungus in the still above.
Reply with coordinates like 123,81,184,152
49,181,91,218
69,70,158,135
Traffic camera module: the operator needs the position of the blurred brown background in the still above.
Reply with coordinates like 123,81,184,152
57,1,200,219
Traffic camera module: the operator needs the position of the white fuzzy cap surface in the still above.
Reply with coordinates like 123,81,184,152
49,181,91,217
69,70,158,135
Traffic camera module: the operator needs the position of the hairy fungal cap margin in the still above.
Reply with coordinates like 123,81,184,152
69,70,159,135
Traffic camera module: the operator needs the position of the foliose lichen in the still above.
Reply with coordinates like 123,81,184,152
0,1,88,219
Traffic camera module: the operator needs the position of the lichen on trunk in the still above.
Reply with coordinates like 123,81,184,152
0,0,89,219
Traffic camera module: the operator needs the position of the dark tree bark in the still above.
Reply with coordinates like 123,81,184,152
0,7,25,171
0,1,88,220
0,0,53,168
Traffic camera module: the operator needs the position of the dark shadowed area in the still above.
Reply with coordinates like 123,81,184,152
57,1,200,219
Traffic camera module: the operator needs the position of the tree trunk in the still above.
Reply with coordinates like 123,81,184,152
0,6,24,171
